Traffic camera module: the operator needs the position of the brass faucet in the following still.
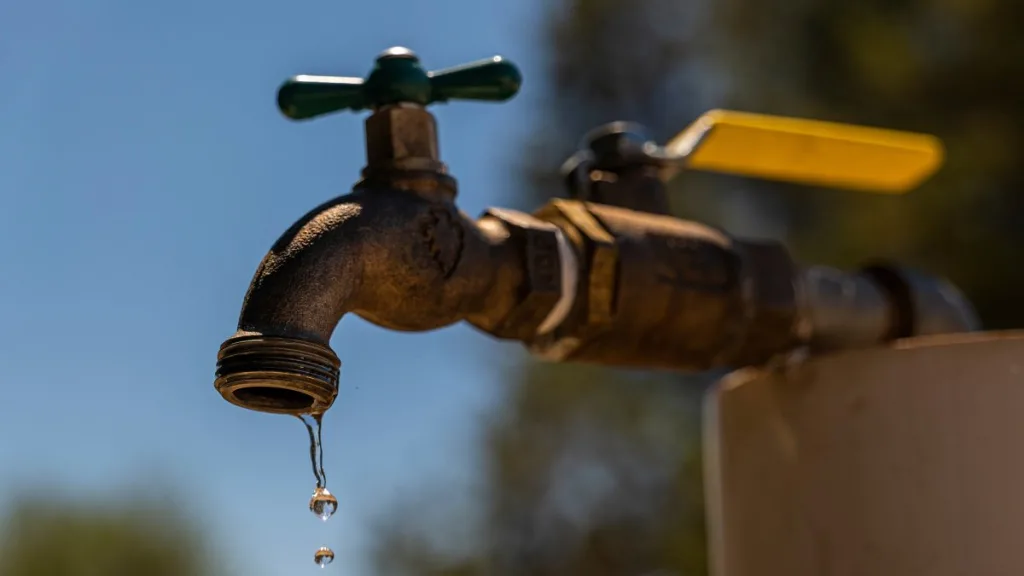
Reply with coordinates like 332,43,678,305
214,47,979,417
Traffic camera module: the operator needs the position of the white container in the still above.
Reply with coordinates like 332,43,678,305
704,332,1024,576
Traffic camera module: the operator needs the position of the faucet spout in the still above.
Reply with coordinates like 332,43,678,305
215,186,526,415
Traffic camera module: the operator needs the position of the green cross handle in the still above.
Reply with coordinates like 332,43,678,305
277,47,523,121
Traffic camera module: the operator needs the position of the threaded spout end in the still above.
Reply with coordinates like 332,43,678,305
214,335,341,415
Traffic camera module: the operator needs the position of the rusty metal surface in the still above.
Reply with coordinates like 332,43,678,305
214,184,531,414
530,200,801,370
704,332,1024,576
364,104,446,177
216,97,980,416
216,336,340,414
476,208,566,341
723,241,802,366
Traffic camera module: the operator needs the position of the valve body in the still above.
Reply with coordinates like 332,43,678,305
215,46,979,417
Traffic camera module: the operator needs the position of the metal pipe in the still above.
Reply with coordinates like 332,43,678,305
799,266,894,351
214,187,531,415
799,264,981,353
215,97,980,418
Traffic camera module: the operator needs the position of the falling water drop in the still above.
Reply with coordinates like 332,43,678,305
309,486,338,522
299,413,337,567
314,547,335,568
298,413,327,488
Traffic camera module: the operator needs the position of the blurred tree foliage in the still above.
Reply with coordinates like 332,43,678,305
0,492,220,576
703,0,1024,325
371,365,708,575
372,0,1024,573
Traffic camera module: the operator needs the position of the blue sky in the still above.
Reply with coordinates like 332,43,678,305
0,0,548,573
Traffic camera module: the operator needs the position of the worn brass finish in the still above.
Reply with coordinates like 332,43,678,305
724,241,804,365
216,335,340,414
216,51,979,417
363,105,446,177
530,201,800,370
214,183,532,414
534,200,618,329
474,208,566,341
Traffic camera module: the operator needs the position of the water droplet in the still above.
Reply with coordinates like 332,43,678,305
298,413,328,488
309,487,338,522
314,546,335,568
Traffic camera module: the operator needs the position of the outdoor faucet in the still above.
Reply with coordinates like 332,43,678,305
214,47,979,417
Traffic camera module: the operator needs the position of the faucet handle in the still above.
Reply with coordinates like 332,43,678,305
564,111,945,196
277,47,522,121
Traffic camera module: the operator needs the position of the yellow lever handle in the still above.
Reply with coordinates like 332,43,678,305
663,110,944,194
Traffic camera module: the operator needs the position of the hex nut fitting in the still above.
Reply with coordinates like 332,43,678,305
364,104,445,172
479,207,565,341
534,199,619,329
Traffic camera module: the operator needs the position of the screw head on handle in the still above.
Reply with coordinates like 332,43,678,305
277,47,523,121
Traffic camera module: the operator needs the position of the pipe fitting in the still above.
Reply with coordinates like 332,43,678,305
363,104,448,181
528,199,801,371
215,335,340,414
861,263,981,337
799,266,895,351
472,208,577,342
358,105,456,202
797,263,980,353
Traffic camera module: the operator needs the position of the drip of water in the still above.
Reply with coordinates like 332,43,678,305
314,546,335,568
298,413,327,488
309,487,338,522
300,413,337,568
